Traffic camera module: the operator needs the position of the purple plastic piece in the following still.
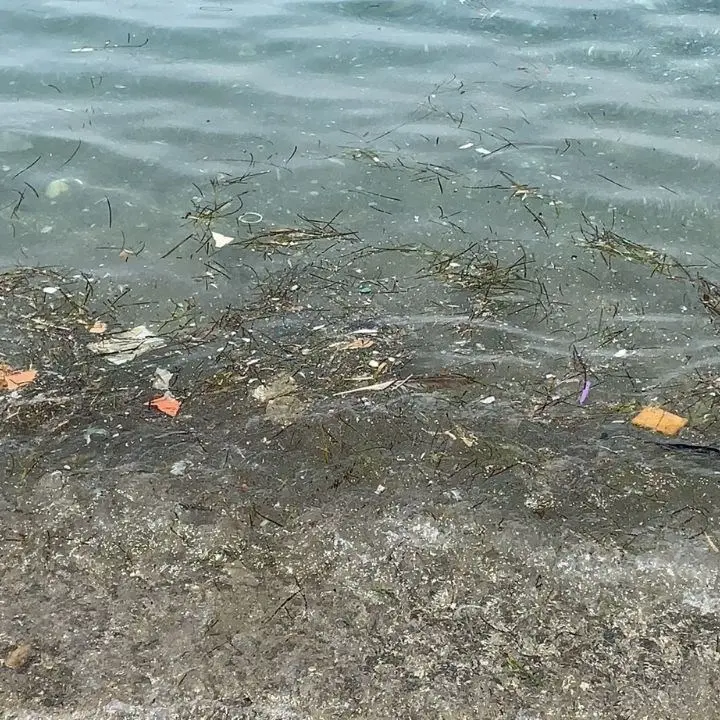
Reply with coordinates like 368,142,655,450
578,380,591,405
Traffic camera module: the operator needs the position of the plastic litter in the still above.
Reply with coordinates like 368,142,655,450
631,406,687,436
87,325,165,365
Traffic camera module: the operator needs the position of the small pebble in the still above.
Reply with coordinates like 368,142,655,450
5,644,31,670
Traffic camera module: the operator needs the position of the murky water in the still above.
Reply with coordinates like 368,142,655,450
1,0,719,386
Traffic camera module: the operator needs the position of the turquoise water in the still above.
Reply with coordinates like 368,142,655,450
1,0,720,385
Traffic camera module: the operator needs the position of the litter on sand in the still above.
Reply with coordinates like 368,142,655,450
152,367,174,391
87,325,165,365
631,406,687,436
0,366,37,391
578,380,591,405
149,392,181,417
87,320,107,334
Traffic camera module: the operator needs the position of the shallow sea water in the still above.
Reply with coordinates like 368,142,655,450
4,5,720,714
1,0,720,391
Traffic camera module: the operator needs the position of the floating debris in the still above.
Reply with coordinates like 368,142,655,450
238,212,263,224
211,231,235,248
87,325,165,365
45,179,70,199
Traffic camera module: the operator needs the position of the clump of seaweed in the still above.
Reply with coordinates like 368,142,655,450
423,243,550,317
163,171,266,259
577,213,690,280
575,214,720,328
658,369,720,432
237,212,359,255
0,267,95,356
694,276,720,322
341,146,395,168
